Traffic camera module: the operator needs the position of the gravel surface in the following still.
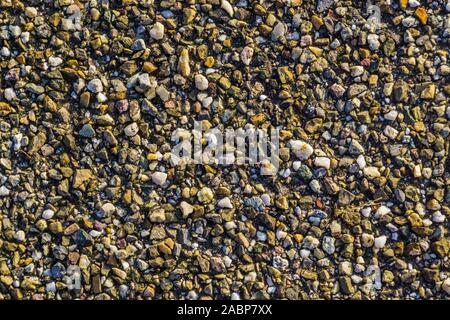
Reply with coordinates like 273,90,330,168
0,0,449,300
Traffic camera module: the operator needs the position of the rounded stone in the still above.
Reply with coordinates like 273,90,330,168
42,209,55,220
194,74,209,91
87,79,103,93
150,22,165,40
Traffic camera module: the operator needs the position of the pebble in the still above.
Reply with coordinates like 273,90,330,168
271,22,286,41
131,39,146,51
356,155,366,169
149,208,165,224
100,203,116,216
150,22,165,40
46,282,57,293
48,56,63,67
87,79,103,93
0,47,10,56
0,186,10,196
42,209,55,220
363,167,381,179
317,0,335,12
432,212,445,223
260,194,271,206
240,46,254,65
9,25,21,38
367,34,380,51
290,140,314,160
376,206,391,218
197,187,214,204
374,236,387,249
350,66,364,77
79,124,95,138
124,123,139,137
156,85,170,102
4,88,16,101
0,0,448,301
221,0,234,17
218,197,233,209
409,0,420,7
322,236,336,255
180,201,194,218
384,110,398,121
25,7,38,18
314,157,331,169
231,293,240,300
14,230,26,242
361,233,375,248
194,74,209,91
152,172,168,186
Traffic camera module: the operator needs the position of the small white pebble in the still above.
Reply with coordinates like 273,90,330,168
87,78,103,93
361,207,372,217
256,231,267,241
290,140,313,160
194,74,209,91
217,197,233,209
231,292,241,300
49,56,63,67
300,249,310,258
152,171,168,186
150,22,165,40
21,32,30,43
384,110,398,121
4,88,17,101
351,275,363,284
375,205,390,218
14,230,26,242
442,278,450,295
260,194,271,206
97,92,107,103
221,0,234,17
356,155,366,169
42,209,55,220
432,211,445,223
408,0,420,8
292,161,302,171
1,47,11,56
314,156,331,169
240,46,254,65
9,25,22,38
46,282,57,293
89,230,102,238
374,235,387,249
276,230,287,240
0,185,11,196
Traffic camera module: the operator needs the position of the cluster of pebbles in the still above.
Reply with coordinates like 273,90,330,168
0,0,449,300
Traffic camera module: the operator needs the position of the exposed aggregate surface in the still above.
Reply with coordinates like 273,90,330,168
0,0,449,300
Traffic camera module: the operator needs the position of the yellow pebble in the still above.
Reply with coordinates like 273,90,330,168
309,46,323,57
143,61,157,73
223,38,232,48
399,0,408,10
368,74,378,86
311,15,324,29
415,7,428,25
204,56,215,67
